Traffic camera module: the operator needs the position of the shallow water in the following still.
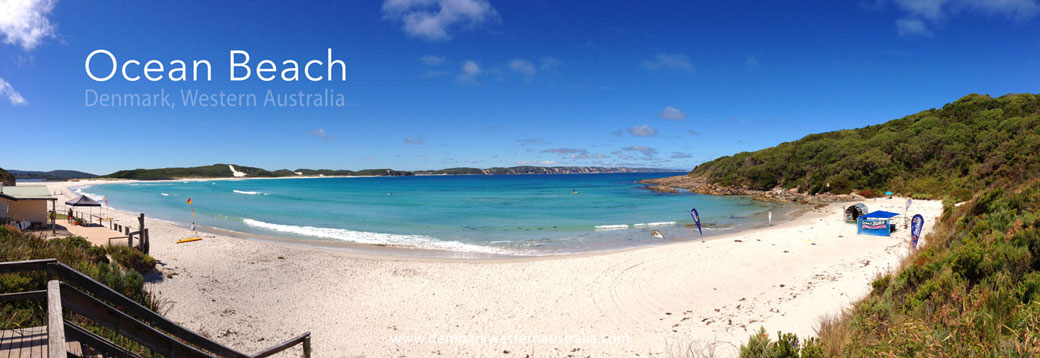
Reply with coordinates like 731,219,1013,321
80,173,793,255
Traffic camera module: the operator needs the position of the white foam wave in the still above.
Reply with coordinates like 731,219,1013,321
633,221,676,227
242,219,521,255
161,193,170,196
595,224,629,231
233,190,265,195
73,187,104,201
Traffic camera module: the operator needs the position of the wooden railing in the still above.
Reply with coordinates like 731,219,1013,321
0,259,311,357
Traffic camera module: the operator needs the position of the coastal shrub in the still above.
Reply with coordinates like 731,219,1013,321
739,327,823,358
0,226,163,353
107,245,157,274
783,180,1040,356
690,94,1040,198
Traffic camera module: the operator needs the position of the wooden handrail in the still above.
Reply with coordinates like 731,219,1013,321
49,262,253,358
251,332,311,358
2,259,313,358
59,282,213,358
47,280,67,358
0,258,57,274
63,320,141,358
0,289,46,302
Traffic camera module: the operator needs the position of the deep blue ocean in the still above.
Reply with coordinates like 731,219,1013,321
78,173,789,255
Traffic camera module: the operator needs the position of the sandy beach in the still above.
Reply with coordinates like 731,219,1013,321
32,180,942,357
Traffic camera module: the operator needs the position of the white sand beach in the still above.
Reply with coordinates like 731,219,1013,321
35,180,942,357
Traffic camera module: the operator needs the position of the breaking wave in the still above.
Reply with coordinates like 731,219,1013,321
233,190,265,195
241,218,523,255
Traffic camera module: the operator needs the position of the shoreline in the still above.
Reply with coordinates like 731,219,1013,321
62,179,805,260
29,180,944,357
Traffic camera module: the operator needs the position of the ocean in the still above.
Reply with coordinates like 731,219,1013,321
78,173,792,256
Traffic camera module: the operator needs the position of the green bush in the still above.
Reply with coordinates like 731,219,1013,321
106,245,157,274
690,93,1040,198
730,93,1040,356
739,327,823,358
0,226,160,326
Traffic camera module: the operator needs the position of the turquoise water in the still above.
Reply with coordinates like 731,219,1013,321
78,173,790,255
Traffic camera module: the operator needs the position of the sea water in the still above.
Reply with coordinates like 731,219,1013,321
79,173,791,256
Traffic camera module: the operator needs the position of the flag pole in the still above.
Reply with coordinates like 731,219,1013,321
178,197,202,244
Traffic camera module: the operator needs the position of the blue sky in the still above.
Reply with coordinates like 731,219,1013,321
0,0,1038,174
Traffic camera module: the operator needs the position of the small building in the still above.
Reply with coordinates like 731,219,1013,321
845,203,867,223
857,210,900,236
0,185,57,230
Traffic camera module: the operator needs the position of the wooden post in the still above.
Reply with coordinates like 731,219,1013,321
138,213,147,253
303,335,312,358
47,280,68,358
50,200,56,234
142,228,150,254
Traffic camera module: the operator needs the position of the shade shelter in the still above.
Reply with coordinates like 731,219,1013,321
845,203,868,223
857,210,900,236
66,194,102,224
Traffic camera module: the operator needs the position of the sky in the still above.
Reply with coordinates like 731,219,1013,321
0,0,1038,175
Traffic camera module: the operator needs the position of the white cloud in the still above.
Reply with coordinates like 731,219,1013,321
640,53,694,73
0,77,27,105
893,0,1039,36
420,55,445,66
622,145,658,160
542,148,586,155
508,58,536,76
895,0,947,20
310,128,334,141
405,136,426,144
0,0,57,50
516,160,559,166
382,0,498,41
688,129,701,136
627,124,658,137
658,106,687,120
896,17,932,36
456,60,481,83
539,57,560,70
671,152,693,159
966,0,1040,20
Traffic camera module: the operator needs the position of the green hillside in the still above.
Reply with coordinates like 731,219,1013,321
731,94,1040,357
102,164,667,180
691,93,1040,201
0,167,14,186
104,164,283,180
7,169,97,181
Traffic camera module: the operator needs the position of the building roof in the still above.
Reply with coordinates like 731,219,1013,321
0,185,57,201
859,210,900,219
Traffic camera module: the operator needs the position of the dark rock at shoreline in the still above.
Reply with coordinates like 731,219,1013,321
638,175,864,204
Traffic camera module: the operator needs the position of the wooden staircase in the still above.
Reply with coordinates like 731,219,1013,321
0,259,310,357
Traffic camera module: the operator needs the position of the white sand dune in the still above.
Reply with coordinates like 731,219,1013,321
38,181,941,357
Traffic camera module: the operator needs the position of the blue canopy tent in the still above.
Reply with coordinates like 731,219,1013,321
857,210,900,236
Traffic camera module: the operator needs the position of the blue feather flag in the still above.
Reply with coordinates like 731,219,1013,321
690,208,702,237
910,214,924,249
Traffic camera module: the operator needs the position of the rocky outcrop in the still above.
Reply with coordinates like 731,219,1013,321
647,185,677,193
638,175,864,204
